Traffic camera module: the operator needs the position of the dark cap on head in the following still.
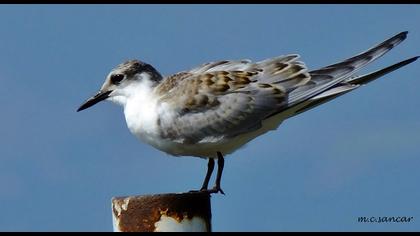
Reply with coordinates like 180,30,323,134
116,60,163,82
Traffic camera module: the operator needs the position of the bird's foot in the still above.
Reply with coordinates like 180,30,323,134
188,189,201,193
205,186,225,195
188,187,225,195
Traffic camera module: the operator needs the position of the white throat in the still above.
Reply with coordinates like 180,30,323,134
110,79,161,144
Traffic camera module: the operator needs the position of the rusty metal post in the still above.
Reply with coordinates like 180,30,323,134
112,192,212,232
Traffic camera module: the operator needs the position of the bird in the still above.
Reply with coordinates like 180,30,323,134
77,31,418,194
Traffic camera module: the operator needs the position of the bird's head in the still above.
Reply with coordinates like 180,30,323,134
77,60,162,112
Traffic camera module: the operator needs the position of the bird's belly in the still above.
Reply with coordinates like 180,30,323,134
135,113,287,159
138,136,253,159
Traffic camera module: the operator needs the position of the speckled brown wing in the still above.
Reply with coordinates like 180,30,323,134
151,31,410,146
154,55,311,144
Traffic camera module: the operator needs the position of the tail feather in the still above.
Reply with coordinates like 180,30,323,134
289,56,418,117
287,31,409,107
312,31,408,75
346,56,419,85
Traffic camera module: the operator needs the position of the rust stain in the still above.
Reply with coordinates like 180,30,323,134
112,192,212,232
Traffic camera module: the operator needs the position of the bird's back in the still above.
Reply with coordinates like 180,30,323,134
147,31,413,158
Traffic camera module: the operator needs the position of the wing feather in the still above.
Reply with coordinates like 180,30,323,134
153,32,410,144
155,55,307,143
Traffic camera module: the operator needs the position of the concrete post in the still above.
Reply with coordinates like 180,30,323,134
112,192,212,232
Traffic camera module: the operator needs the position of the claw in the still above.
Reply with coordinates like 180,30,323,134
207,186,225,195
187,187,225,195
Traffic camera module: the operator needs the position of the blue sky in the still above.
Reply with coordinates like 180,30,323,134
0,4,419,232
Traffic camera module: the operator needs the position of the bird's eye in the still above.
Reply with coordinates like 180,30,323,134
110,74,124,84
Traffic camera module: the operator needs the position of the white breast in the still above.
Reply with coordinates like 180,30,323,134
123,90,290,159
119,79,291,159
123,85,160,143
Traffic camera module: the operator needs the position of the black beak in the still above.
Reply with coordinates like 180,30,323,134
77,90,112,112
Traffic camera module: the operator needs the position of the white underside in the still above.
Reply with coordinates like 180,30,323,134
124,94,294,159
113,78,314,159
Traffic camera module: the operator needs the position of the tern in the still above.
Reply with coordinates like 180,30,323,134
78,31,417,194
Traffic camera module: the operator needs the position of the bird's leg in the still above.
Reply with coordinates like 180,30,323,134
189,158,215,193
200,158,215,191
190,152,225,195
207,152,225,195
